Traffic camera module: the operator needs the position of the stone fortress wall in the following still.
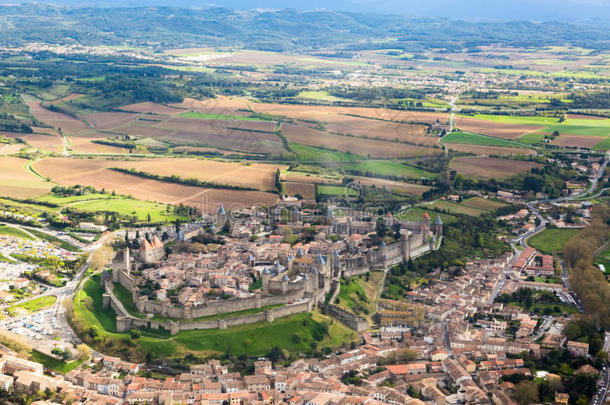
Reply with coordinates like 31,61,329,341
103,211,442,333
102,274,314,335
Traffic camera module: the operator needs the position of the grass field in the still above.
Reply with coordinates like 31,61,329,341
67,198,184,223
7,296,56,316
442,131,527,148
0,225,35,240
339,160,438,179
528,228,581,254
75,275,356,359
396,207,457,224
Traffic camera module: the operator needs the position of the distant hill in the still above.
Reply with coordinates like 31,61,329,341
3,0,610,22
0,4,607,50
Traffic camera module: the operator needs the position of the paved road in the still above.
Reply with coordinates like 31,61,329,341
592,333,610,405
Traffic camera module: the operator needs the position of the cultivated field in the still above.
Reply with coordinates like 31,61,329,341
0,157,52,199
84,112,140,130
552,135,605,149
283,182,316,199
449,156,542,180
171,97,252,117
352,177,431,196
25,100,90,135
281,123,439,158
120,102,185,115
32,157,281,211
0,131,63,153
444,143,535,156
455,116,542,140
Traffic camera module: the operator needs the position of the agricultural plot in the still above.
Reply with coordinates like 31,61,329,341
444,143,535,156
455,115,544,140
449,156,542,180
339,160,438,179
427,200,486,216
441,131,526,148
282,123,439,158
119,102,185,115
426,197,506,216
283,182,316,199
322,115,435,145
352,177,431,196
552,135,604,149
25,100,90,135
33,158,280,213
460,197,508,211
0,131,63,154
67,198,184,223
170,96,252,117
152,118,284,154
0,157,52,199
83,112,140,130
317,184,359,198
116,158,286,191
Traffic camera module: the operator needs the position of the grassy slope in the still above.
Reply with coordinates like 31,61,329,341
75,275,356,359
0,225,35,240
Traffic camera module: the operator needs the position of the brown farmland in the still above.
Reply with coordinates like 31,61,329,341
171,97,252,117
84,112,140,130
552,135,605,149
455,116,542,140
0,157,52,199
352,177,431,196
34,157,284,191
33,158,280,211
0,131,63,153
153,118,284,154
283,182,316,199
449,156,542,180
120,102,185,115
26,100,90,135
281,123,440,158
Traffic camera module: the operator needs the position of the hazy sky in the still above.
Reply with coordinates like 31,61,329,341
4,0,610,21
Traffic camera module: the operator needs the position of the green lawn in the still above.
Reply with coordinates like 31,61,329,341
396,207,457,224
67,198,185,223
7,296,56,316
528,228,581,254
75,275,356,359
593,138,610,151
339,160,438,179
178,112,264,121
442,131,526,148
0,225,35,240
